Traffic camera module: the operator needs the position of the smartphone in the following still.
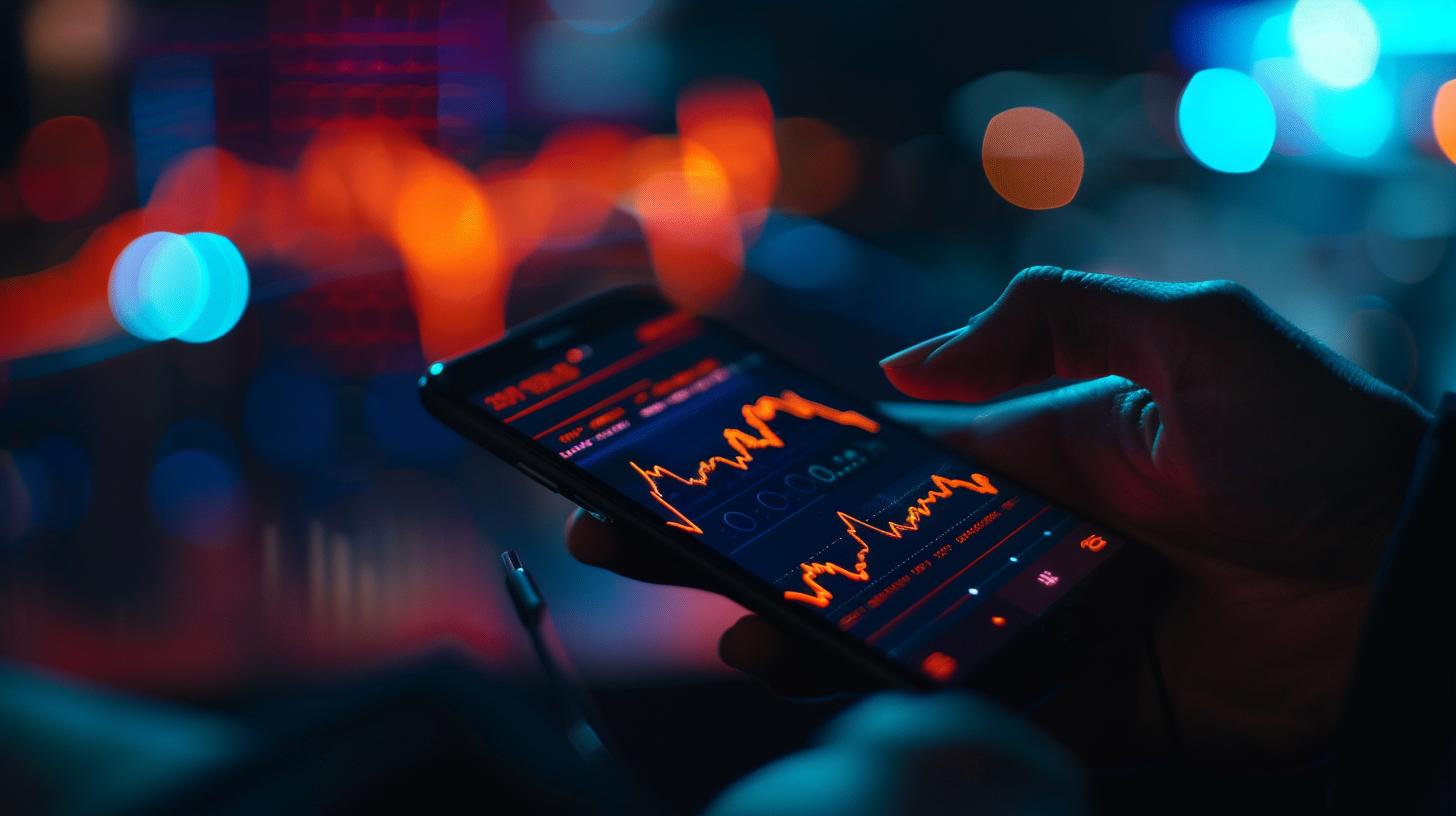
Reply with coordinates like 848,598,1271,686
420,286,1140,690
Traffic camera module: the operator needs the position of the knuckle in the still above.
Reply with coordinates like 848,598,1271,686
1007,265,1069,298
1178,279,1257,315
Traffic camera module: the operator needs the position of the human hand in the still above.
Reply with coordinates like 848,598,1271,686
570,267,1431,761
887,267,1429,763
705,692,1088,816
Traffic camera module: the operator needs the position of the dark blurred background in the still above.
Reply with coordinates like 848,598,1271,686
1,0,1454,810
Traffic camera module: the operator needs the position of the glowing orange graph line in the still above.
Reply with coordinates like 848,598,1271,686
783,473,999,608
628,390,880,534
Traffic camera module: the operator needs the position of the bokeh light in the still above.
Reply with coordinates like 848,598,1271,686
175,233,249,343
749,218,862,291
364,373,465,465
549,0,655,34
392,155,506,359
130,55,216,199
1291,0,1380,89
109,231,185,341
1365,175,1454,284
526,22,669,115
677,80,780,221
4,437,92,541
23,0,131,80
632,142,744,311
17,116,109,222
245,366,335,468
1177,68,1276,173
774,118,859,216
1344,297,1419,391
108,231,250,343
145,147,251,236
1312,80,1393,158
1251,56,1322,156
140,234,210,340
148,448,245,545
1434,79,1456,164
980,107,1083,210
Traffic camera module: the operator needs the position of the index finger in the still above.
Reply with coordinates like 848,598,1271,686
565,508,717,590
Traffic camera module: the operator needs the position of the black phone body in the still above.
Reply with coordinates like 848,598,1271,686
421,286,1144,692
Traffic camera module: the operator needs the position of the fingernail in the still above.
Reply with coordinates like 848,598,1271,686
880,329,961,369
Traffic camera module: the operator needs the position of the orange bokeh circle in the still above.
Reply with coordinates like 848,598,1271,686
1433,79,1456,165
981,106,1084,211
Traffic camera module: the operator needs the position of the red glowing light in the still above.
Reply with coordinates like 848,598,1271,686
2,77,785,362
145,147,252,236
774,117,859,216
17,115,109,222
991,615,1007,628
921,651,958,681
393,154,506,359
677,81,778,218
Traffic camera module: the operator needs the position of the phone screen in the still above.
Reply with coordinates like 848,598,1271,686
470,308,1124,683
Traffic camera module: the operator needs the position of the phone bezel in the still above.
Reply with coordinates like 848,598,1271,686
420,285,1139,691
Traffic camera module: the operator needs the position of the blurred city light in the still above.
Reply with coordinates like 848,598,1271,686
22,0,131,80
1291,0,1380,89
1435,79,1456,163
5,437,91,540
175,234,249,344
109,231,191,342
773,118,860,216
525,22,669,115
11,0,1456,695
980,106,1084,210
364,373,466,465
749,217,862,291
108,232,250,344
130,55,215,200
148,448,245,545
1177,68,1277,172
17,116,109,222
549,0,657,34
1312,79,1394,157
245,366,335,468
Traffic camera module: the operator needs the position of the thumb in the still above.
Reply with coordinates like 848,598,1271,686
879,376,1163,536
880,267,1246,404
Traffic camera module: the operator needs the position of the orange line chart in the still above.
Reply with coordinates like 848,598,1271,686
782,473,999,608
628,390,880,533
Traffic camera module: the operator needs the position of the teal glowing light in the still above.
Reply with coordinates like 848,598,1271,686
1312,80,1393,157
108,231,177,341
109,232,249,343
1291,0,1379,89
176,233,249,343
549,0,654,34
139,234,210,339
429,362,445,376
1177,69,1277,173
